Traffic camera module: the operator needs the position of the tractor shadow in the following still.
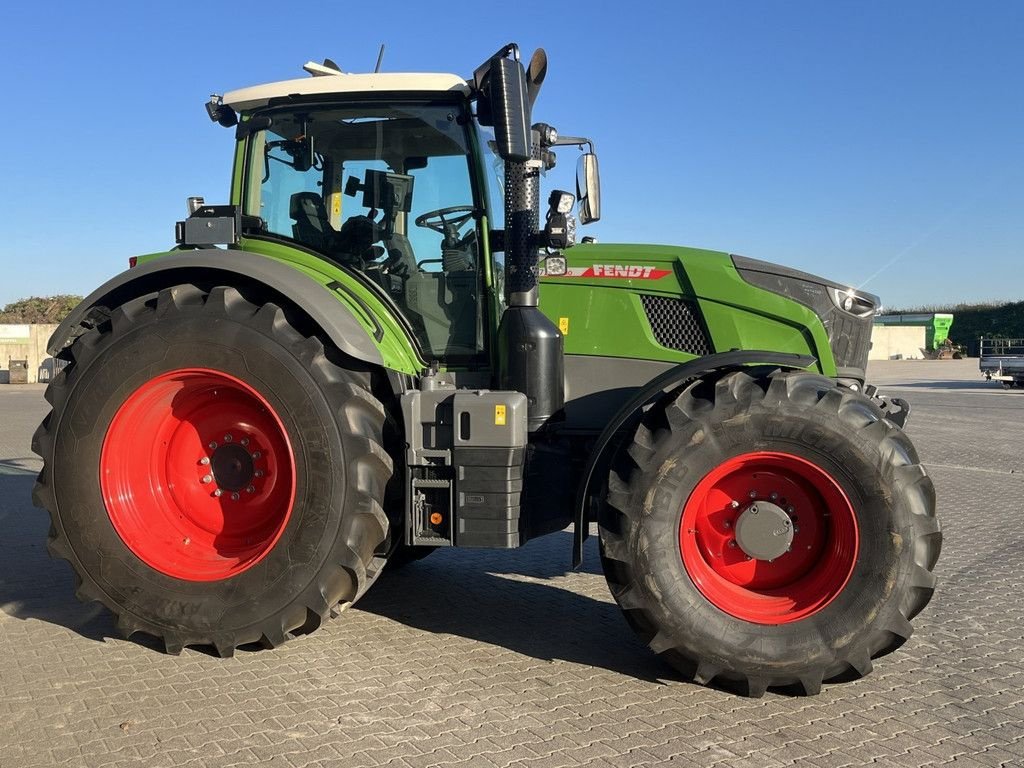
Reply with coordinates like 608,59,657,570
358,532,673,684
879,379,1008,391
0,462,117,643
0,465,678,682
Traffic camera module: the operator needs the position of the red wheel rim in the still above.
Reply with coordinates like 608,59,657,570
679,451,858,624
100,368,296,581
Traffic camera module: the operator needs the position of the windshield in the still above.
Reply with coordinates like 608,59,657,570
243,103,485,361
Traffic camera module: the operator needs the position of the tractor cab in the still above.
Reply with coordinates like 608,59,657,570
232,93,489,364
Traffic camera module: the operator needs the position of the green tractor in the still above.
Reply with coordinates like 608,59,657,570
33,45,940,696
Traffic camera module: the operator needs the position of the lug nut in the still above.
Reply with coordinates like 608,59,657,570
770,492,778,501
199,457,210,466
252,451,261,460
246,485,255,494
723,520,731,528
749,490,757,499
224,434,233,443
213,489,223,498
787,506,795,514
254,470,264,478
201,474,213,484
730,500,740,509
241,438,249,447
728,540,737,548
208,441,217,450
231,492,240,501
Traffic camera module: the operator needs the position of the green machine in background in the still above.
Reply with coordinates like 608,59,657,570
875,313,956,356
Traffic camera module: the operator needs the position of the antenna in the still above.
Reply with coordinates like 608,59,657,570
375,44,385,73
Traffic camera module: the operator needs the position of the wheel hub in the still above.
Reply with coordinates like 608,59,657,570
678,451,859,624
100,368,296,581
734,501,793,561
210,443,255,491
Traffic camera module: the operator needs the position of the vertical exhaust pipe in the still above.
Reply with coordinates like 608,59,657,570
499,128,564,431
478,44,563,431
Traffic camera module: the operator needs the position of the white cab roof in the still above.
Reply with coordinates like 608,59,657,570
224,73,471,111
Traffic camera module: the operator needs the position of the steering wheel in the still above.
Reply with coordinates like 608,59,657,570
414,206,475,244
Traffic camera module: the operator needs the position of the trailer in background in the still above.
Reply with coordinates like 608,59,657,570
980,338,1024,389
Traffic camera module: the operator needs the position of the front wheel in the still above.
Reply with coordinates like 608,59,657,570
600,369,940,696
32,284,393,656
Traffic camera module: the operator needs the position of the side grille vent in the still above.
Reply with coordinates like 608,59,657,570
640,295,712,355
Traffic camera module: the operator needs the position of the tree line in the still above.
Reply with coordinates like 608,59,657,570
0,296,83,324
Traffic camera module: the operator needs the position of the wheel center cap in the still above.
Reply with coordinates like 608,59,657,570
211,443,255,491
734,501,793,561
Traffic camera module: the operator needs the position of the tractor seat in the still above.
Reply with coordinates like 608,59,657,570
289,192,333,252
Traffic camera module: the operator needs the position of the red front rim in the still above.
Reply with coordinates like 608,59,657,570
100,368,296,581
679,451,858,624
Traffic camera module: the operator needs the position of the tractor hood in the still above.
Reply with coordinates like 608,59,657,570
539,242,878,382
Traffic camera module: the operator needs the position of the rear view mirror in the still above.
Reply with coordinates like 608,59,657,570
577,153,601,224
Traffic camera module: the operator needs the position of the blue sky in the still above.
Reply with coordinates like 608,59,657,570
0,1,1020,309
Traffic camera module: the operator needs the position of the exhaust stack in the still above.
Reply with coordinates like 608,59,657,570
498,126,564,431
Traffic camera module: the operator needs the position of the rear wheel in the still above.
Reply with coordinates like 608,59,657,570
600,369,940,696
32,284,392,656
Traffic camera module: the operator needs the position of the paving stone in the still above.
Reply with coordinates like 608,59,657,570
2,361,1023,767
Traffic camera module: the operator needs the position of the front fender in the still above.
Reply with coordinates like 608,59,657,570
572,350,817,568
49,250,409,370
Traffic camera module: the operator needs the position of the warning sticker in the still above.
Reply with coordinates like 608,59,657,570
558,317,569,335
494,404,507,426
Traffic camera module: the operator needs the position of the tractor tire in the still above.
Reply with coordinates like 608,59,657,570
599,369,940,697
32,284,392,656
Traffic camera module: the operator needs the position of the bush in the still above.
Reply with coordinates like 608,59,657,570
0,295,82,324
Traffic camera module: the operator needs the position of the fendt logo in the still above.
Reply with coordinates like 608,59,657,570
590,264,670,279
559,264,672,280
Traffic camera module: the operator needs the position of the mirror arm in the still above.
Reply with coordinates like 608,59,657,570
552,136,594,152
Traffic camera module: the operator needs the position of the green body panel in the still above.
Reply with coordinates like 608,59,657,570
137,240,426,375
138,239,836,379
539,243,836,376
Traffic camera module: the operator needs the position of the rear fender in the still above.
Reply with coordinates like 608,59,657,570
49,250,399,369
573,350,816,568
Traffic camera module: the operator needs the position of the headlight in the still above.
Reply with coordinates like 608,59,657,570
829,287,877,318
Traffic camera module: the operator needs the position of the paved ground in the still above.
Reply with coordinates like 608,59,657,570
1,359,1022,767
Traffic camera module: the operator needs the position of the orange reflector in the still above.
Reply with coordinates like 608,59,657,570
429,512,443,525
